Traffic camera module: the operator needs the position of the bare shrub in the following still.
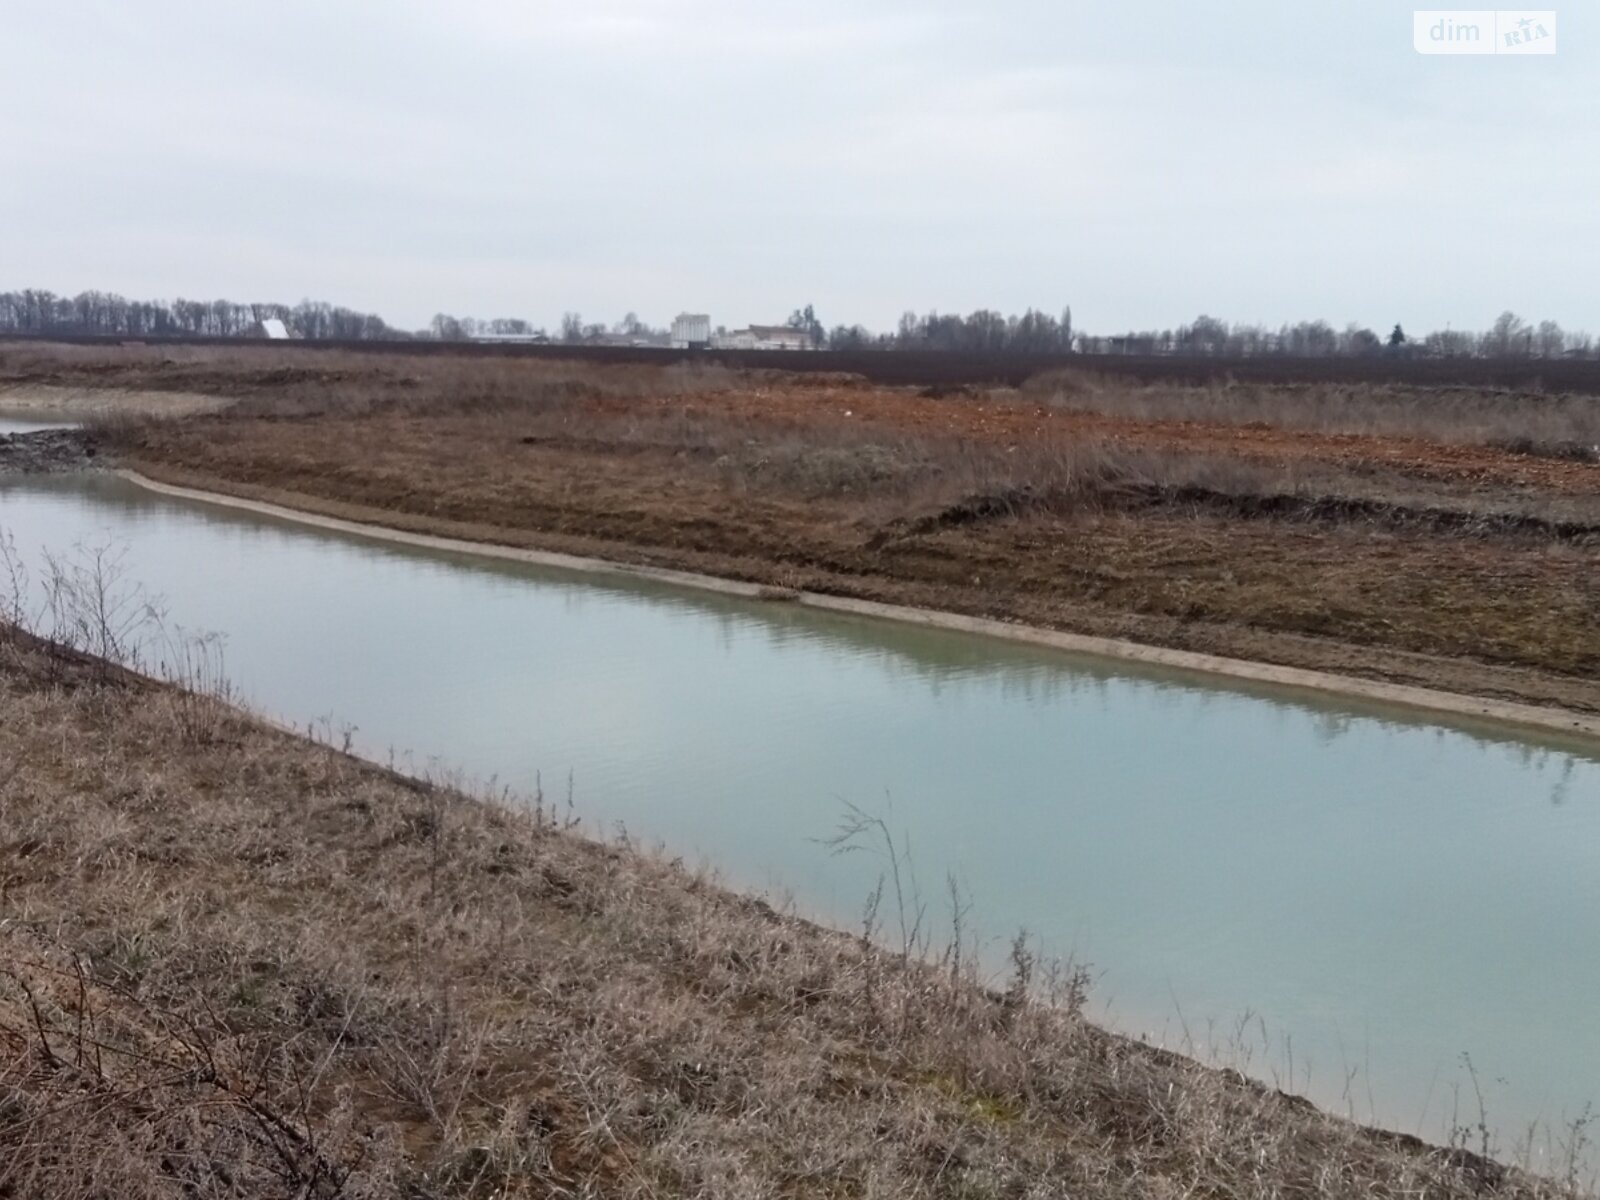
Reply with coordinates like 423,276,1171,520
0,937,377,1199
39,538,161,675
0,528,30,635
152,628,237,744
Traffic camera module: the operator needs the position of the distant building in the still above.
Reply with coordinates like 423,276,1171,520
671,313,712,349
469,331,550,345
714,324,815,351
260,318,290,340
589,331,670,348
1105,334,1158,356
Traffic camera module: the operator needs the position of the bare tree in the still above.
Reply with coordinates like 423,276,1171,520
0,288,403,340
1487,310,1530,357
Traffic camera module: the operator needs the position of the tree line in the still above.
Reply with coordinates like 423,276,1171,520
827,307,1075,354
521,305,1590,359
1072,311,1590,360
1,288,1592,360
0,289,401,341
833,309,1590,359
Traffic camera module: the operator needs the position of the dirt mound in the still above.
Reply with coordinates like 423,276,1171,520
0,427,96,474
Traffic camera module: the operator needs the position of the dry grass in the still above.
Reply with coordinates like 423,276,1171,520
0,634,1588,1199
7,340,1600,705
7,338,1600,458
0,343,751,419
1025,370,1600,457
85,353,1597,527
26,342,1586,519
102,381,1600,690
0,385,228,424
3,346,1597,1196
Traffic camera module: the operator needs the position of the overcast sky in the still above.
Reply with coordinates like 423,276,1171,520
3,1,1594,335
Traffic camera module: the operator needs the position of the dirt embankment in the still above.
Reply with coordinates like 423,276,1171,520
121,448,1600,716
114,422,1600,716
6,341,1597,715
0,635,1577,1198
0,427,97,474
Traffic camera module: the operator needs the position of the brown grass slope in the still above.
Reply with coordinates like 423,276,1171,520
0,636,1585,1199
59,345,1597,714
5,341,1598,709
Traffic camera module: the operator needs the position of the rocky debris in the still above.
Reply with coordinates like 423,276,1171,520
0,428,97,474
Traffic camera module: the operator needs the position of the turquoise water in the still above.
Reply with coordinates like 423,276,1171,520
3,470,1598,1165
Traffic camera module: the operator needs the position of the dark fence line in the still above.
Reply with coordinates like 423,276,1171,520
5,332,1600,394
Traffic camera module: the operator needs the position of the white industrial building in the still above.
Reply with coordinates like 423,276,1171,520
713,324,815,351
670,313,712,349
469,331,550,345
667,314,817,352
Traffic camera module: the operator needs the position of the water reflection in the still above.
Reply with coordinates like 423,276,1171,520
3,468,1599,1160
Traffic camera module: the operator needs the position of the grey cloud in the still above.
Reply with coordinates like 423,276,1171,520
2,0,1593,335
